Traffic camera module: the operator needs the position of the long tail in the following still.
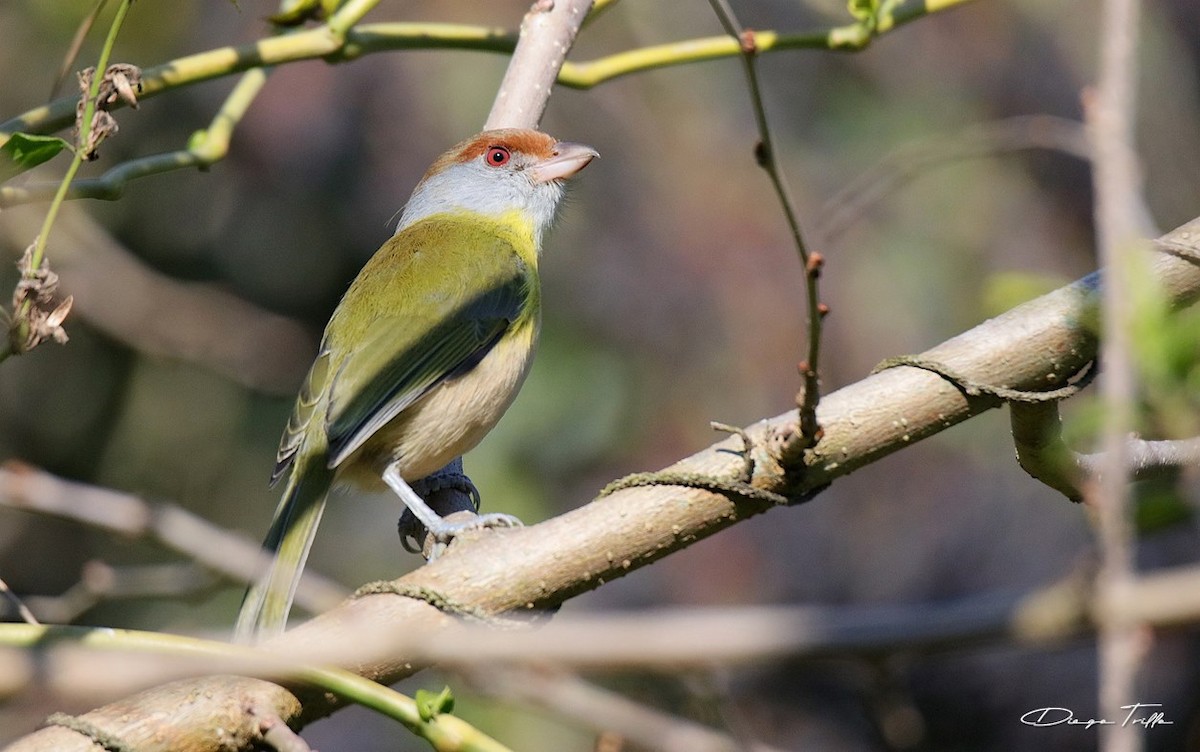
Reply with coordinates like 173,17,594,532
235,463,334,642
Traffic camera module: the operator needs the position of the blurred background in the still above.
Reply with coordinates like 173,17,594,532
2,0,1200,749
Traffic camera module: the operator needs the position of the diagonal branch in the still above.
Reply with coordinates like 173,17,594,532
485,0,594,130
9,216,1199,751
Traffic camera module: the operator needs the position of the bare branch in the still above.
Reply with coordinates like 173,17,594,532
1012,400,1200,503
706,0,823,450
0,207,316,395
818,114,1093,244
462,667,788,752
6,199,1199,751
0,576,39,625
15,561,220,624
484,0,594,130
1088,0,1146,748
0,462,346,616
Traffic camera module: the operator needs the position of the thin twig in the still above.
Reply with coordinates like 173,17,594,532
27,0,131,273
0,623,517,752
0,576,39,625
461,666,787,752
50,0,110,100
0,4,980,144
1088,0,1146,749
15,562,221,624
706,0,823,449
0,462,346,615
818,114,1092,244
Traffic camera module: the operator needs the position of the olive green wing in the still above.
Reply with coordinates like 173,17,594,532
323,270,529,468
271,348,332,486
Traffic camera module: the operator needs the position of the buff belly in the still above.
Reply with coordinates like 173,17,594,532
337,318,538,490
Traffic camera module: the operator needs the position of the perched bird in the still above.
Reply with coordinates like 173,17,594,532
236,129,597,640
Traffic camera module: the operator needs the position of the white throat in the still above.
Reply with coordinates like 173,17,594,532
395,161,566,247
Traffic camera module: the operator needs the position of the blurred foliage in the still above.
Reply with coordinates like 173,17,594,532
2,0,1200,750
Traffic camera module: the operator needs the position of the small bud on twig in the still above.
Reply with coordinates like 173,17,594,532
739,29,758,56
806,251,825,277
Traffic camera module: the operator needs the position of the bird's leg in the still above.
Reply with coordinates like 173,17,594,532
400,458,479,552
383,462,522,560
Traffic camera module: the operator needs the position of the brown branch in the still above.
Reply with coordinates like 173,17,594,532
1088,0,1146,748
13,561,219,624
462,667,788,752
706,0,823,451
0,462,347,617
0,207,315,396
8,216,1200,751
17,556,1200,706
0,576,39,626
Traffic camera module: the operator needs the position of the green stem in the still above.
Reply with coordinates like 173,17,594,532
5,0,133,360
0,0,978,144
0,66,268,206
28,0,131,272
326,0,383,37
0,623,514,752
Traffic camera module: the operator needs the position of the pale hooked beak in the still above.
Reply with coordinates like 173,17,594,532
530,142,598,184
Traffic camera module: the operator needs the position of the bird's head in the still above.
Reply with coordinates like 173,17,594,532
396,129,597,244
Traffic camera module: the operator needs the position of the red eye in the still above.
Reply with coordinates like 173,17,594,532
485,146,511,167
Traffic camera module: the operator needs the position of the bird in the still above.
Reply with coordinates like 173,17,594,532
235,128,597,640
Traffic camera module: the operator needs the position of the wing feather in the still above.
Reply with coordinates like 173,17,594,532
270,215,536,481
324,276,525,467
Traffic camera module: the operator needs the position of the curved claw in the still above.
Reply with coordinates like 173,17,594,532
424,512,524,560
429,512,522,543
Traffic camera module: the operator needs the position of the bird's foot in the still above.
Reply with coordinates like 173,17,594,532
420,511,524,560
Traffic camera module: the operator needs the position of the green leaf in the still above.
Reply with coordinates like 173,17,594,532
0,133,71,182
415,686,455,722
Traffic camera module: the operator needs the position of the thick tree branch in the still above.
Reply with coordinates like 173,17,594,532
9,217,1199,752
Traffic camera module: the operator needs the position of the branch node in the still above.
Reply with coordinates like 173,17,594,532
752,139,769,167
710,421,755,481
9,244,73,354
806,250,825,277
738,28,758,56
75,64,142,160
247,706,312,752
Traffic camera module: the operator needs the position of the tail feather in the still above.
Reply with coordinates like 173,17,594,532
235,464,334,642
